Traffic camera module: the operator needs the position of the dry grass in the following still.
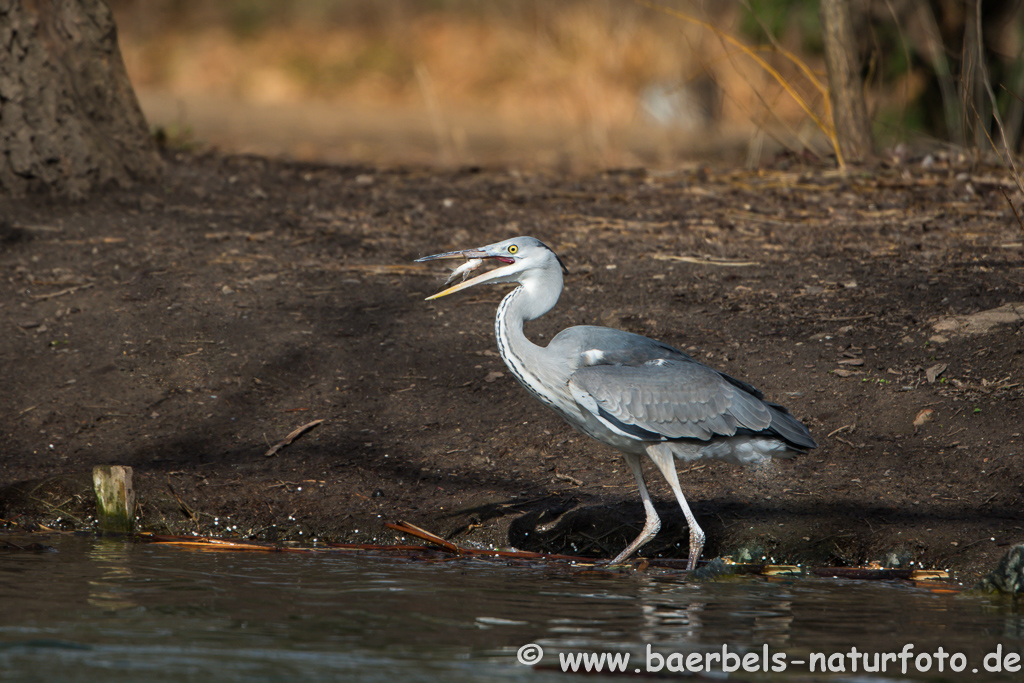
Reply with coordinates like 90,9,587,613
113,0,834,164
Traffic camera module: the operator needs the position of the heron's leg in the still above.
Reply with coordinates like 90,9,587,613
608,453,661,565
647,447,705,572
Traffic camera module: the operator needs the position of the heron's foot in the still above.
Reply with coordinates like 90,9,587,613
607,515,660,567
686,528,706,572
606,549,638,567
603,557,648,572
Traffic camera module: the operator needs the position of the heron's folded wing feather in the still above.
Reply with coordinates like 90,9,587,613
569,359,772,441
558,325,766,399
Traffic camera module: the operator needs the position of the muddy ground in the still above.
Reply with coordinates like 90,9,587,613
2,151,1023,582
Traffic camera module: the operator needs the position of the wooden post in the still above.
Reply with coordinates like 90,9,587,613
819,0,873,163
93,465,136,534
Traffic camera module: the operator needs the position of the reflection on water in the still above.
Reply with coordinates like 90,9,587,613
1,533,1022,681
88,538,137,612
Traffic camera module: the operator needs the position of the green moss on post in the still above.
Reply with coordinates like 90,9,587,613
92,465,136,534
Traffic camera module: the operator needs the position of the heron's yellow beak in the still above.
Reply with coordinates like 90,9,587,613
425,261,521,300
416,247,519,300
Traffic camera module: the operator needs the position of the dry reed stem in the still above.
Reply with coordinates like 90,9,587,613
637,0,842,163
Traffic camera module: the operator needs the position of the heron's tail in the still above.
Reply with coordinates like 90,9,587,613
765,402,817,451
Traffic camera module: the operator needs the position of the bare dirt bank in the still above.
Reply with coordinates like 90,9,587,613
2,152,1022,581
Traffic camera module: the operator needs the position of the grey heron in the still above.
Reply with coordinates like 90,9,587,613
416,236,817,570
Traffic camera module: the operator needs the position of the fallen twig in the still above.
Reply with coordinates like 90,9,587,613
384,520,598,562
554,472,584,486
827,424,855,438
651,254,761,267
264,419,324,457
385,520,464,554
29,283,94,300
166,482,199,524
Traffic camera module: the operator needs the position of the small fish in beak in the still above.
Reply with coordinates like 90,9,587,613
444,258,483,285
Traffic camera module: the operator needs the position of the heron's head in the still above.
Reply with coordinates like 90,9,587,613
416,236,567,300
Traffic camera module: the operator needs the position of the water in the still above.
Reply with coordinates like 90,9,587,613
1,533,1022,682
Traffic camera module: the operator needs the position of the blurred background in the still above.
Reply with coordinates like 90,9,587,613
109,0,1024,169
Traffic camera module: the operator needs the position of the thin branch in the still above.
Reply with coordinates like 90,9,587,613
264,419,324,457
736,0,830,98
636,0,841,164
1000,187,1024,236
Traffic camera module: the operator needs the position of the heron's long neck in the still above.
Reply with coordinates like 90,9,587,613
494,273,565,410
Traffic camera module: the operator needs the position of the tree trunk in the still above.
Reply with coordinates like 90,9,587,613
0,0,161,197
819,0,873,164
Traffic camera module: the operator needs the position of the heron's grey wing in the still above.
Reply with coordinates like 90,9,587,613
554,325,692,365
553,325,766,399
568,358,774,441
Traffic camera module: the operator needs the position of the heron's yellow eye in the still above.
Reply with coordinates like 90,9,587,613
508,244,519,254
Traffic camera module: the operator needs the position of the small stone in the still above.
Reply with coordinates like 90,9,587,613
925,363,947,383
913,408,934,430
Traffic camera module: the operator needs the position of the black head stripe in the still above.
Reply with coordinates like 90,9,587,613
554,252,569,275
536,239,570,275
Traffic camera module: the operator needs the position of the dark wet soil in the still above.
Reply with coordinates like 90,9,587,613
2,152,1023,581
